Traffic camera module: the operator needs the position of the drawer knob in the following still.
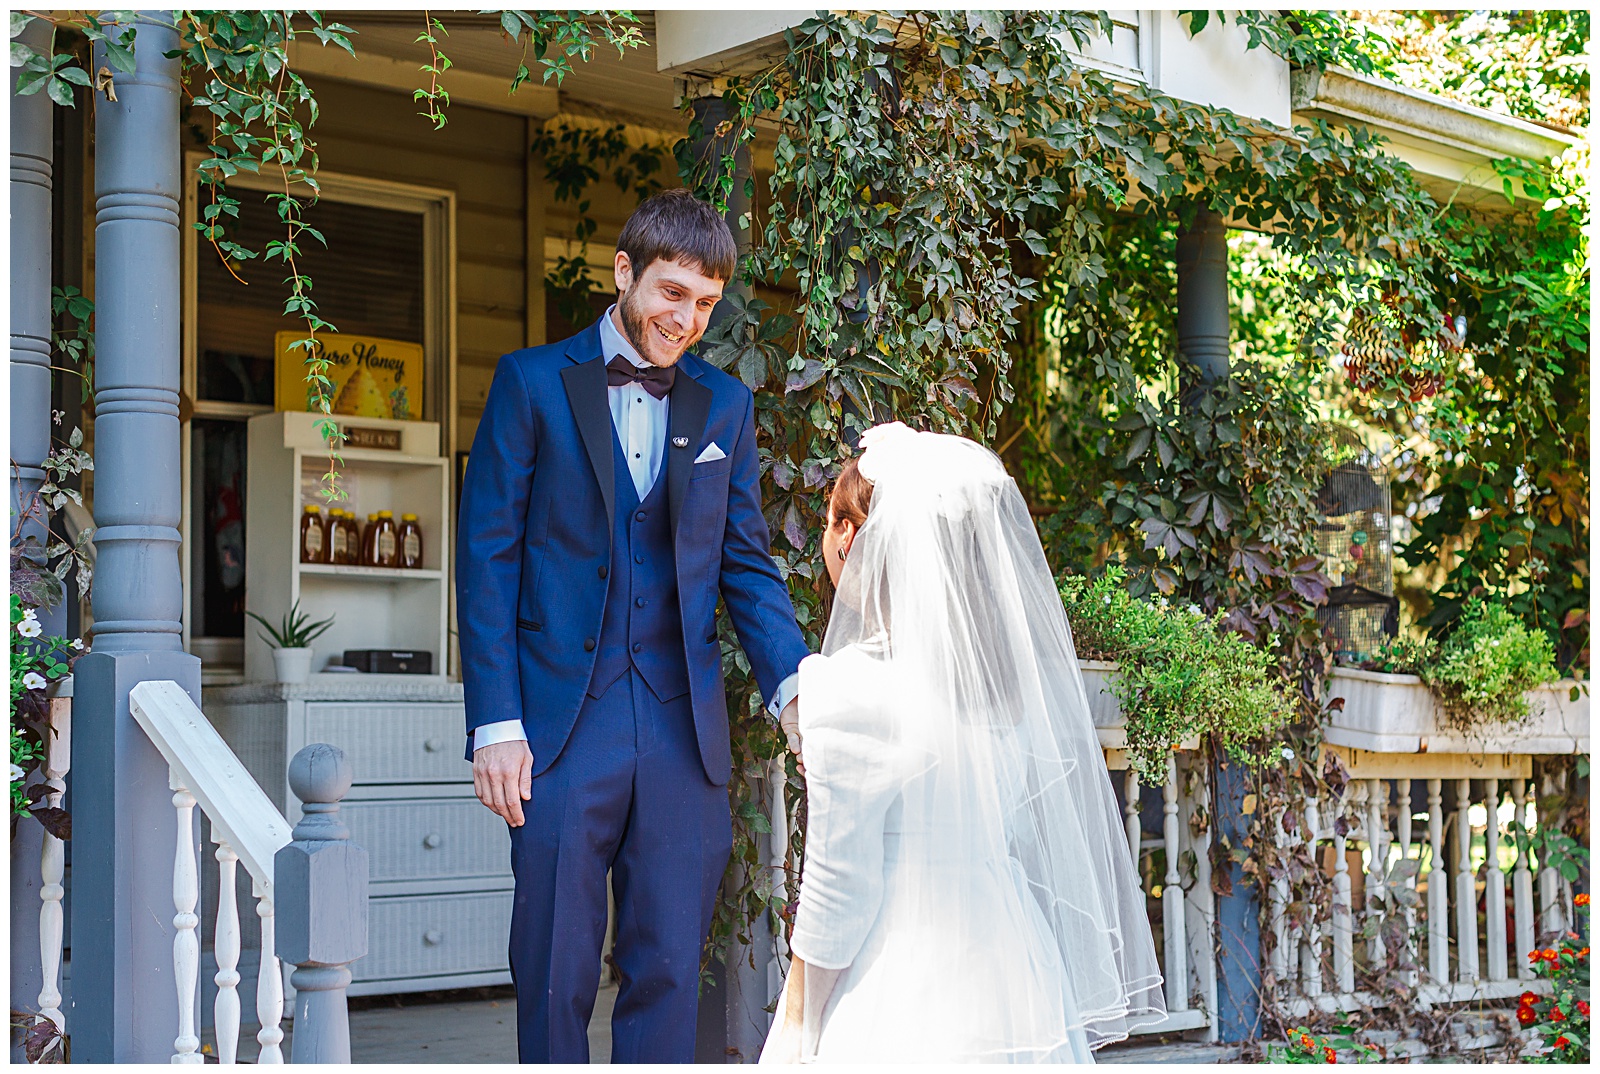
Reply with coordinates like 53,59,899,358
423,833,442,849
423,930,443,946
424,737,444,752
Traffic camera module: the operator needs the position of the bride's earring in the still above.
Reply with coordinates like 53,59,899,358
838,542,849,562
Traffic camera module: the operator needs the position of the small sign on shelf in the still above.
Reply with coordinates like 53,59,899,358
345,425,403,451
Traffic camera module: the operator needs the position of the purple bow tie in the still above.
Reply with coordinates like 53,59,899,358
606,355,676,399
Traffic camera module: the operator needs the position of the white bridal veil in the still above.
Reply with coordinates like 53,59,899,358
805,423,1166,1057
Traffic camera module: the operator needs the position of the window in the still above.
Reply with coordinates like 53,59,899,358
183,164,451,674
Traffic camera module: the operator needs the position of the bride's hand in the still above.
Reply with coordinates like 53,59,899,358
779,697,805,775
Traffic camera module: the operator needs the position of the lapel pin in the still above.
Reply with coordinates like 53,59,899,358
672,436,689,448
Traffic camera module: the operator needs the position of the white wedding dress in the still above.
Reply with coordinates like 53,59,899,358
759,426,1166,1065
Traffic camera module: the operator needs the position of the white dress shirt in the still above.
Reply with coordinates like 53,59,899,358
472,307,799,753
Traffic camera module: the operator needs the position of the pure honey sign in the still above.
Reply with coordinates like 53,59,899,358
274,331,423,421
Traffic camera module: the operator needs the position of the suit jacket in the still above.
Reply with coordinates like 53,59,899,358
456,320,809,784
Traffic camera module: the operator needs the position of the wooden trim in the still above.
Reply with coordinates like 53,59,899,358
286,40,559,119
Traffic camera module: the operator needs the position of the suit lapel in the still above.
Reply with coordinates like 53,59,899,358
560,338,615,535
666,367,712,541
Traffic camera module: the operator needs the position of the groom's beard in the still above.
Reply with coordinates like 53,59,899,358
618,287,700,368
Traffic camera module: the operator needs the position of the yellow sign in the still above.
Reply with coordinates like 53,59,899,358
274,331,423,421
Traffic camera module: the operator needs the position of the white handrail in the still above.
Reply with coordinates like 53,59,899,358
129,680,295,1063
129,680,292,892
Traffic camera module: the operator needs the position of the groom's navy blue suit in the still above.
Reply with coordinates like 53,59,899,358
457,319,808,1062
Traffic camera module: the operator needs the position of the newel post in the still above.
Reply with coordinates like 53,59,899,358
276,744,368,1064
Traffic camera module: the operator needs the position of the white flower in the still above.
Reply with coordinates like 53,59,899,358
16,615,42,639
70,638,84,651
1103,595,1112,605
22,671,47,691
1490,639,1501,647
1281,747,1296,761
10,764,25,783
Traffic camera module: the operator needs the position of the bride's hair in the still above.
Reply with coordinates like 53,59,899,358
829,456,874,530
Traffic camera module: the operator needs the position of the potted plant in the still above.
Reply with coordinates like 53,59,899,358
246,600,335,685
1059,568,1295,783
1323,599,1583,754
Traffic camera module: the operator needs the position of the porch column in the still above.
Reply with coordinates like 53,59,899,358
1212,755,1262,1041
73,12,203,1062
1175,206,1230,394
9,16,57,1051
690,92,753,332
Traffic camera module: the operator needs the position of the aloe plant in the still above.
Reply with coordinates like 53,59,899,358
246,600,334,649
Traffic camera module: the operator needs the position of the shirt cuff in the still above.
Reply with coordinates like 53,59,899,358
472,718,528,753
767,672,801,721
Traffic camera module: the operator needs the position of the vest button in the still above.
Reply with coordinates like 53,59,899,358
632,643,643,654
635,597,648,608
634,554,644,564
635,510,647,521
583,638,596,652
598,566,608,579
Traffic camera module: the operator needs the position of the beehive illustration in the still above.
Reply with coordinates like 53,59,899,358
335,365,391,419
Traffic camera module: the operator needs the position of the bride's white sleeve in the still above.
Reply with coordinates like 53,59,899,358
787,650,903,971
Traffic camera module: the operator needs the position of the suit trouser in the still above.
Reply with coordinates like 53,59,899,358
507,668,732,1063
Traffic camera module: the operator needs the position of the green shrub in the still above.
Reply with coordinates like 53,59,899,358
1060,567,1295,783
1365,598,1560,734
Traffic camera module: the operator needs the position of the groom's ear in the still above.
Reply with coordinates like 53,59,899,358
613,249,636,296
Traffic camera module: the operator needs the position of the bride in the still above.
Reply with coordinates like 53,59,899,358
761,423,1166,1064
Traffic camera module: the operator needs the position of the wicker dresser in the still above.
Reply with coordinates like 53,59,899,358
204,678,513,996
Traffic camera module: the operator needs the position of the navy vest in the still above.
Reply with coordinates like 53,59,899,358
586,423,689,702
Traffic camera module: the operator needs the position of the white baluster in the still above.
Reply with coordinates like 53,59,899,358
1332,786,1354,995
255,879,285,1064
1183,759,1218,1041
1426,779,1449,984
1123,770,1141,863
1394,779,1417,986
1512,779,1536,979
36,700,71,1045
1162,754,1187,1011
1454,779,1479,984
1363,779,1388,966
1483,780,1507,981
1302,797,1323,997
214,836,243,1063
171,774,203,1062
1537,767,1569,940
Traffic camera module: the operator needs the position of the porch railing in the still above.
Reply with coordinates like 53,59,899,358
26,679,368,1064
1270,753,1584,1020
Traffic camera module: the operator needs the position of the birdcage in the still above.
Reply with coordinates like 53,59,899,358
1315,434,1398,665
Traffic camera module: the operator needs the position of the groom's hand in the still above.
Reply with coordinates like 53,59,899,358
473,740,534,826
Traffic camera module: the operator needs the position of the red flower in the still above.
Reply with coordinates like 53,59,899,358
1556,1036,1570,1049
1577,1000,1590,1017
1521,991,1539,1005
1580,947,1591,958
1517,1006,1539,1026
1550,1008,1566,1022
1530,950,1545,963
1575,893,1590,907
1323,1046,1337,1063
1543,948,1560,962
1299,1033,1315,1051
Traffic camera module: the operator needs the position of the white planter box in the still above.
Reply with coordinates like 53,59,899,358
1079,660,1200,752
1323,666,1590,755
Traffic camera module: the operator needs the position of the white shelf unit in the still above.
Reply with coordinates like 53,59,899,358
245,411,450,682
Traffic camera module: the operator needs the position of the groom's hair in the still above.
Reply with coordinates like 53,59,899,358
617,189,737,282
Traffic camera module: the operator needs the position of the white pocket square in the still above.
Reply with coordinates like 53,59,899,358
693,442,727,464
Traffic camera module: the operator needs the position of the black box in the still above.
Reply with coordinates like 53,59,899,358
342,649,434,674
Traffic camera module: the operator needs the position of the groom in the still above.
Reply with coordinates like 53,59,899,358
457,189,809,1063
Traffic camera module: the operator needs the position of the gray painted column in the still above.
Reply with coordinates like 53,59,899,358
278,745,367,1064
9,17,56,1050
72,13,203,1062
1174,207,1230,391
690,93,753,332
